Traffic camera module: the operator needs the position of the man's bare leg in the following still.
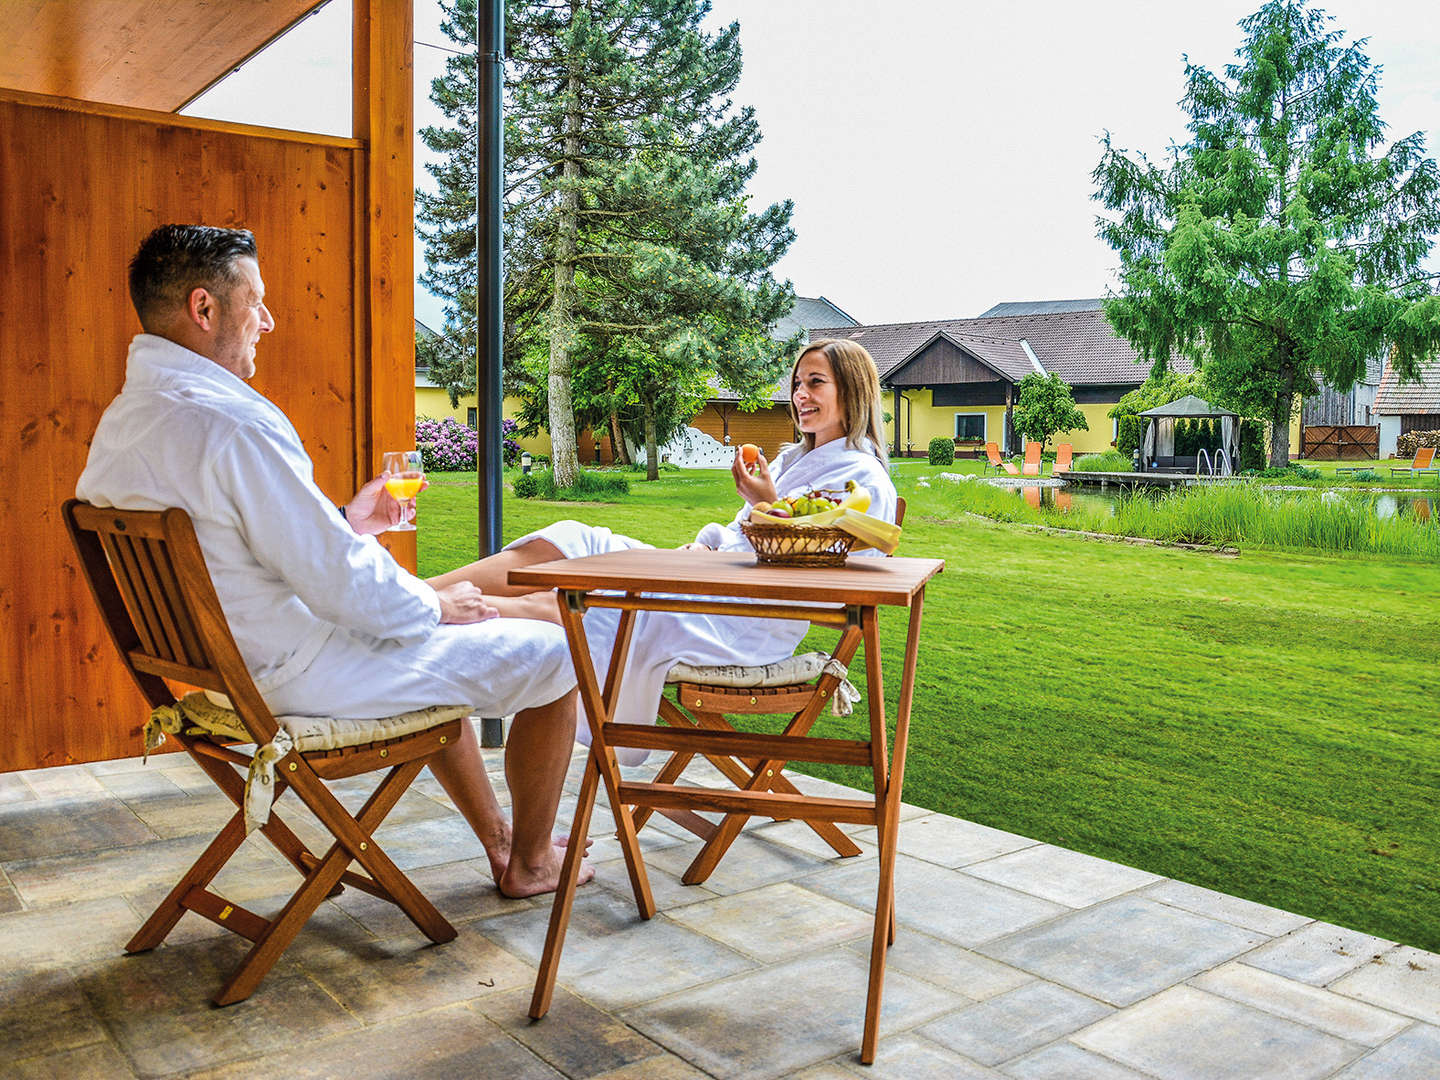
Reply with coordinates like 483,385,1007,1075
499,690,596,898
427,717,513,884
428,538,564,596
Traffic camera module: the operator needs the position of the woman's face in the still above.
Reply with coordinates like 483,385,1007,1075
793,350,846,446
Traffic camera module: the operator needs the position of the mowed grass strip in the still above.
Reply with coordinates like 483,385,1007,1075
417,467,1440,951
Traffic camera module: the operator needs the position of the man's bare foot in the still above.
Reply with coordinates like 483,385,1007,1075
554,833,594,855
498,848,595,899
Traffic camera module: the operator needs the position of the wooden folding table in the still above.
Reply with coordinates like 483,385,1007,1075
514,548,943,1064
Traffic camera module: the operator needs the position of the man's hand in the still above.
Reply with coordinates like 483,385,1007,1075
343,473,428,535
731,446,778,507
435,581,499,624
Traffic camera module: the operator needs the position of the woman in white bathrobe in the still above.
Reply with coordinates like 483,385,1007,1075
431,339,898,751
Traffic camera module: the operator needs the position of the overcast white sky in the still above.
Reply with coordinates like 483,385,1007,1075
186,0,1440,329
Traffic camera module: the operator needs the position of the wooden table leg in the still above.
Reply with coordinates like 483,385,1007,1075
860,592,926,1064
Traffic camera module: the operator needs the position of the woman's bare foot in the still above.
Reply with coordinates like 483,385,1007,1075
498,847,595,899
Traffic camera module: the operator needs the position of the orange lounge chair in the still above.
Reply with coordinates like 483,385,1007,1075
1022,441,1043,476
985,441,1019,476
1053,443,1073,475
1391,446,1437,477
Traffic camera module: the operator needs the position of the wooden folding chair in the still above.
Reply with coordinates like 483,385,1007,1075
64,500,469,1005
630,497,906,884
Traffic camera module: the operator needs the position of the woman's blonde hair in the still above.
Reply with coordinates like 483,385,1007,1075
788,338,889,463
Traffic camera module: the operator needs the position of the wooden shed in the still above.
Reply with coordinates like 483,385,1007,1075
1,0,422,770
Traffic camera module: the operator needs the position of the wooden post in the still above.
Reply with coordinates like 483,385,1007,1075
353,0,417,571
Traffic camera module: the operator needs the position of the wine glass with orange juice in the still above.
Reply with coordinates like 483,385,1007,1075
380,450,424,532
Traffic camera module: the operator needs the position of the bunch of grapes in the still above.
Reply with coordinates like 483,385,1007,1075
756,489,841,520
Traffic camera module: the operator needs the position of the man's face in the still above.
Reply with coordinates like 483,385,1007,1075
211,257,274,379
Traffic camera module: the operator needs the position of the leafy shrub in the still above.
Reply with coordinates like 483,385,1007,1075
1292,466,1321,480
927,436,955,466
512,473,540,498
1239,419,1267,471
1352,469,1379,481
1397,429,1440,458
527,469,630,501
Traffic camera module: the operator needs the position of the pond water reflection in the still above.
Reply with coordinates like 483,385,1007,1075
1014,484,1438,523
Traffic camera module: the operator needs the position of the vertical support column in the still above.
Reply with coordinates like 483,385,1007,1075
354,0,417,571
476,0,505,560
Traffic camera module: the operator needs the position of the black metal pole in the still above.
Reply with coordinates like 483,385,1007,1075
477,0,505,747
476,0,504,559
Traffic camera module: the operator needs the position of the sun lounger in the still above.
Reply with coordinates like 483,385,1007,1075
1022,441,1043,476
1053,443,1073,475
985,442,1019,476
1391,447,1437,476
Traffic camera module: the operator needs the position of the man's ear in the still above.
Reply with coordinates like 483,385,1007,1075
187,286,218,331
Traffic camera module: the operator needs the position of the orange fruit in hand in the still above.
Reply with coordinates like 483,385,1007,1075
741,443,759,465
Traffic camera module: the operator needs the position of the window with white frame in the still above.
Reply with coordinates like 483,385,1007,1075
954,413,986,441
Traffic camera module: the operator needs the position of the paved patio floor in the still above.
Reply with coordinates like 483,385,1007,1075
3,725,1438,1079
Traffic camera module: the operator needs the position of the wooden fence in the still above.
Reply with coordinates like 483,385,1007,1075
1302,425,1379,460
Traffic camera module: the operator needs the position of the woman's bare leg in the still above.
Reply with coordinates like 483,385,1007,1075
427,538,564,596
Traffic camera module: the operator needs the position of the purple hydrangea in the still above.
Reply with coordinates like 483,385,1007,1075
414,416,522,472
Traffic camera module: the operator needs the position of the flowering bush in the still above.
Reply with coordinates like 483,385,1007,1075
502,418,521,466
416,417,478,471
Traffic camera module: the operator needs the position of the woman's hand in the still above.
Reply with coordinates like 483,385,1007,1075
731,447,778,506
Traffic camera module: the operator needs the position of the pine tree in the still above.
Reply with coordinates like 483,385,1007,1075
420,0,797,488
1094,0,1440,467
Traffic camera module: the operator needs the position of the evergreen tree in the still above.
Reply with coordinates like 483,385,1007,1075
420,0,797,488
1094,0,1440,467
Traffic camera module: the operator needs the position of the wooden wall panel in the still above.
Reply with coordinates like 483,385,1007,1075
691,405,798,459
0,92,361,769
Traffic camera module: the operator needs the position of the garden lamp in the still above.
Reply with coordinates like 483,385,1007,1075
521,451,532,475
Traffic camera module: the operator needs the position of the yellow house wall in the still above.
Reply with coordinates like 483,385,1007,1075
895,392,1120,454
414,387,553,455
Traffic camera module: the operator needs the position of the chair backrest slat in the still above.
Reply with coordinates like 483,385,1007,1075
143,536,208,668
129,533,195,666
99,531,164,659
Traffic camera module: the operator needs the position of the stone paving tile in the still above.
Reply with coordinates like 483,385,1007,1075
590,1053,714,1079
845,928,1033,1002
6,829,277,907
0,896,143,966
790,1066,863,1080
299,926,533,1024
85,756,155,776
919,982,1113,1066
1191,961,1411,1045
894,813,1039,868
9,1041,138,1080
76,939,353,1078
154,761,221,796
980,896,1265,1007
477,985,665,1078
0,965,110,1061
124,789,240,841
1242,921,1397,986
1331,1023,1440,1079
667,881,872,961
328,857,533,935
1001,1041,1154,1079
594,852,721,911
20,762,106,798
620,947,960,1080
962,845,1161,908
836,1031,1000,1077
749,816,878,864
644,833,834,896
0,879,21,915
806,854,1067,947
1330,946,1440,1024
1074,984,1365,1080
1141,878,1312,937
477,885,758,1009
0,771,37,803
96,768,188,801
369,813,489,871
184,1002,563,1080
0,791,152,861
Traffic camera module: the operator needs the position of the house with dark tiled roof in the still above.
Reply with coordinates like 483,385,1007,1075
1375,357,1440,456
810,302,1196,456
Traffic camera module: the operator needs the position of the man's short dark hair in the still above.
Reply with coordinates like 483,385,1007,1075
128,225,258,330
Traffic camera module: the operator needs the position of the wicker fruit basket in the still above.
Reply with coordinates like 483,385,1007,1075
740,520,855,567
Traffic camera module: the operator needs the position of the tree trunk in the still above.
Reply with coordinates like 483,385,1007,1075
1268,363,1296,468
643,399,659,481
609,412,632,466
546,37,583,490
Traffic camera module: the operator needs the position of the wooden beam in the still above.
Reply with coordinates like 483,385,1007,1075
353,0,417,570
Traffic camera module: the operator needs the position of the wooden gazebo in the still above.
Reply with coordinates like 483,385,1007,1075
1,1,423,770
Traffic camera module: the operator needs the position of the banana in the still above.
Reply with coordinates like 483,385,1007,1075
834,509,902,554
839,481,872,513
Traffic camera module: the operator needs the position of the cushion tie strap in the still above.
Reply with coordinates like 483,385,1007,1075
143,704,186,762
245,730,294,834
822,657,861,717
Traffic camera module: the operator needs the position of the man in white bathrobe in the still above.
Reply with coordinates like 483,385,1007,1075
77,225,590,897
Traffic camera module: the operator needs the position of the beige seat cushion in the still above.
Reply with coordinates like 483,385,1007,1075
665,651,835,688
187,691,470,752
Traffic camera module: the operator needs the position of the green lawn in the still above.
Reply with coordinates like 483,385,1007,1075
417,468,1440,951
